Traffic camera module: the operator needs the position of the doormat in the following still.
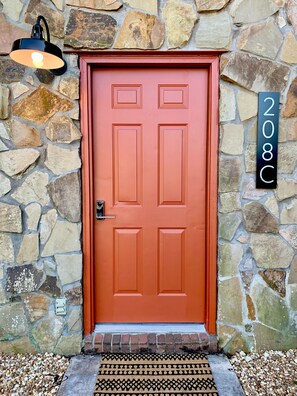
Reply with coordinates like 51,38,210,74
94,353,218,395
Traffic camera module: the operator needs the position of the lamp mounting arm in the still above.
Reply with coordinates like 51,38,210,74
31,15,51,43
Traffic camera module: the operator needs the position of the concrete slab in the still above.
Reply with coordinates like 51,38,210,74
58,355,101,396
208,354,245,396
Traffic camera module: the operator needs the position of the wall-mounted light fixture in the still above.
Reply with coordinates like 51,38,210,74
10,15,67,76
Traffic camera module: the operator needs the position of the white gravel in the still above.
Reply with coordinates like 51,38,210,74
0,353,69,396
230,349,297,396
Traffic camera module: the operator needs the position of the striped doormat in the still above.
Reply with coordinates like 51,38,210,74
94,353,218,395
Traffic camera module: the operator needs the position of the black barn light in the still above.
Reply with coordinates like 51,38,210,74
10,15,67,76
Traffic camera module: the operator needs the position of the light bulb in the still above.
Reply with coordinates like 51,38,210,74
31,51,44,68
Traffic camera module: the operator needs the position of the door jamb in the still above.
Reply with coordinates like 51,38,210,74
80,51,219,335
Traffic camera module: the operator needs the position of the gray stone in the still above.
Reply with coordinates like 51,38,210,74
219,157,242,192
243,202,278,233
0,234,14,263
32,312,64,353
40,209,58,245
34,69,55,85
245,144,256,173
56,254,82,285
0,149,40,177
195,0,230,11
6,264,43,294
288,256,297,284
55,333,82,356
124,0,157,13
0,202,22,233
196,11,232,49
0,140,8,152
281,199,297,224
0,59,25,84
23,293,50,322
219,84,236,122
1,0,23,22
221,52,290,94
219,192,240,213
65,9,117,49
0,284,6,304
45,144,81,175
250,234,294,268
259,269,286,297
220,124,244,155
0,173,11,197
290,285,297,311
45,116,81,143
0,85,9,120
11,171,49,206
219,213,241,241
10,120,42,147
42,221,81,256
230,0,284,24
10,82,29,99
0,303,27,337
67,309,82,332
218,277,243,325
278,143,297,173
48,172,81,222
237,19,283,60
25,203,41,231
0,337,36,354
17,234,39,264
163,0,198,49
280,226,297,249
58,77,79,100
219,243,243,276
0,122,10,139
251,280,288,331
39,275,62,297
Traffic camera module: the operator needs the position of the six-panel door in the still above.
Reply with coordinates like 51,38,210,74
92,68,208,322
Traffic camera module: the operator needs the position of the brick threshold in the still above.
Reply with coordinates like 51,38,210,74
83,327,218,354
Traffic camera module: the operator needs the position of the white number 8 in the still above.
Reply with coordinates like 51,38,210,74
262,143,273,161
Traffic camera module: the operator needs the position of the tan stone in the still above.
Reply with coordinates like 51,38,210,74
283,77,297,118
11,171,49,206
288,256,297,284
42,221,81,257
70,108,79,120
0,85,9,120
278,143,297,173
54,333,82,356
45,116,81,143
10,82,29,99
278,16,286,28
124,0,157,13
25,0,65,38
218,324,237,350
10,120,41,147
286,119,297,141
279,119,289,142
281,226,297,250
25,203,41,231
219,192,240,213
0,173,11,198
237,90,258,121
237,19,282,60
281,199,297,224
230,0,284,24
0,234,14,263
218,277,243,325
51,0,64,11
287,0,297,35
0,203,22,233
220,84,236,122
280,32,297,64
67,0,122,10
196,0,230,11
248,121,257,142
65,9,117,49
220,124,244,155
243,202,278,233
40,209,58,245
17,234,39,264
114,11,164,49
219,213,241,241
163,0,198,49
219,157,242,192
67,309,82,332
1,0,23,21
221,52,290,94
243,177,267,200
276,178,297,201
245,144,256,173
45,144,81,175
23,293,50,322
0,15,29,54
251,234,294,268
58,77,79,100
196,11,232,49
32,313,64,353
219,243,243,276
259,269,286,297
13,87,73,124
264,195,279,218
56,253,82,285
224,331,250,355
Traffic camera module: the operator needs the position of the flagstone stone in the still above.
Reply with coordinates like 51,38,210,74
224,332,249,355
124,0,157,13
287,0,297,35
280,32,297,64
288,256,297,284
45,144,81,175
0,15,28,54
220,124,244,155
219,157,242,192
54,333,82,356
0,203,22,233
281,199,297,224
250,234,294,268
0,122,10,140
65,9,117,49
219,213,241,241
56,253,82,285
220,84,236,122
245,144,256,173
0,303,27,337
10,82,29,99
39,275,62,297
66,0,122,10
114,11,164,49
259,269,286,297
289,285,297,311
65,285,83,305
163,0,198,49
1,0,23,22
283,77,297,118
230,0,284,24
42,221,81,256
10,120,41,147
237,19,282,60
17,234,39,264
12,171,49,206
23,293,50,322
218,277,243,325
243,202,278,233
0,173,11,198
32,313,64,353
45,116,81,143
0,59,25,84
34,69,54,85
219,192,240,213
276,178,297,200
254,322,297,351
0,337,36,353
0,149,40,177
40,209,58,245
264,195,279,218
25,203,41,231
278,143,297,173
237,90,258,121
218,324,237,350
195,0,230,11
51,0,64,10
196,11,232,49
286,119,297,141
221,52,290,94
67,309,82,332
0,85,9,120
58,77,79,100
219,243,243,276
6,264,43,294
0,140,8,152
0,234,14,264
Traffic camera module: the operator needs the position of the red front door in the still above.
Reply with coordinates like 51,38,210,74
92,68,208,322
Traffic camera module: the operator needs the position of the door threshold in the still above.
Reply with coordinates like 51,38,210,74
94,323,206,334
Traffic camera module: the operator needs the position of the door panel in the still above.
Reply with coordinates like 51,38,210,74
92,68,208,322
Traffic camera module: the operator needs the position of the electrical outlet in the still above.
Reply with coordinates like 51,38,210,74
55,298,67,316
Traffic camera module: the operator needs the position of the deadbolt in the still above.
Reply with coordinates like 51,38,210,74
96,200,116,220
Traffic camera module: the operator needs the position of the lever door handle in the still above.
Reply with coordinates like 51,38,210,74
96,200,116,220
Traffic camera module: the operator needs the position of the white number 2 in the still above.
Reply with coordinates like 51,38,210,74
263,97,275,116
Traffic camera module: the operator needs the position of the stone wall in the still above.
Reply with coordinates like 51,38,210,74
0,0,297,355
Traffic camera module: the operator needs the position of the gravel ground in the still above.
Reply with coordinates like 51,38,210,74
230,349,297,396
0,353,69,396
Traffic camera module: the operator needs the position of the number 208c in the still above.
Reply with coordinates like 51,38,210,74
256,92,280,189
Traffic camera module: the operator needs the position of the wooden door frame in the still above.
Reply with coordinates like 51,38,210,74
80,51,220,335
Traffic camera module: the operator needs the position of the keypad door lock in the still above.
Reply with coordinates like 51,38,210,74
96,200,116,220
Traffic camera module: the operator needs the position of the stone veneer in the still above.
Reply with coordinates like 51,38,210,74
0,0,297,355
